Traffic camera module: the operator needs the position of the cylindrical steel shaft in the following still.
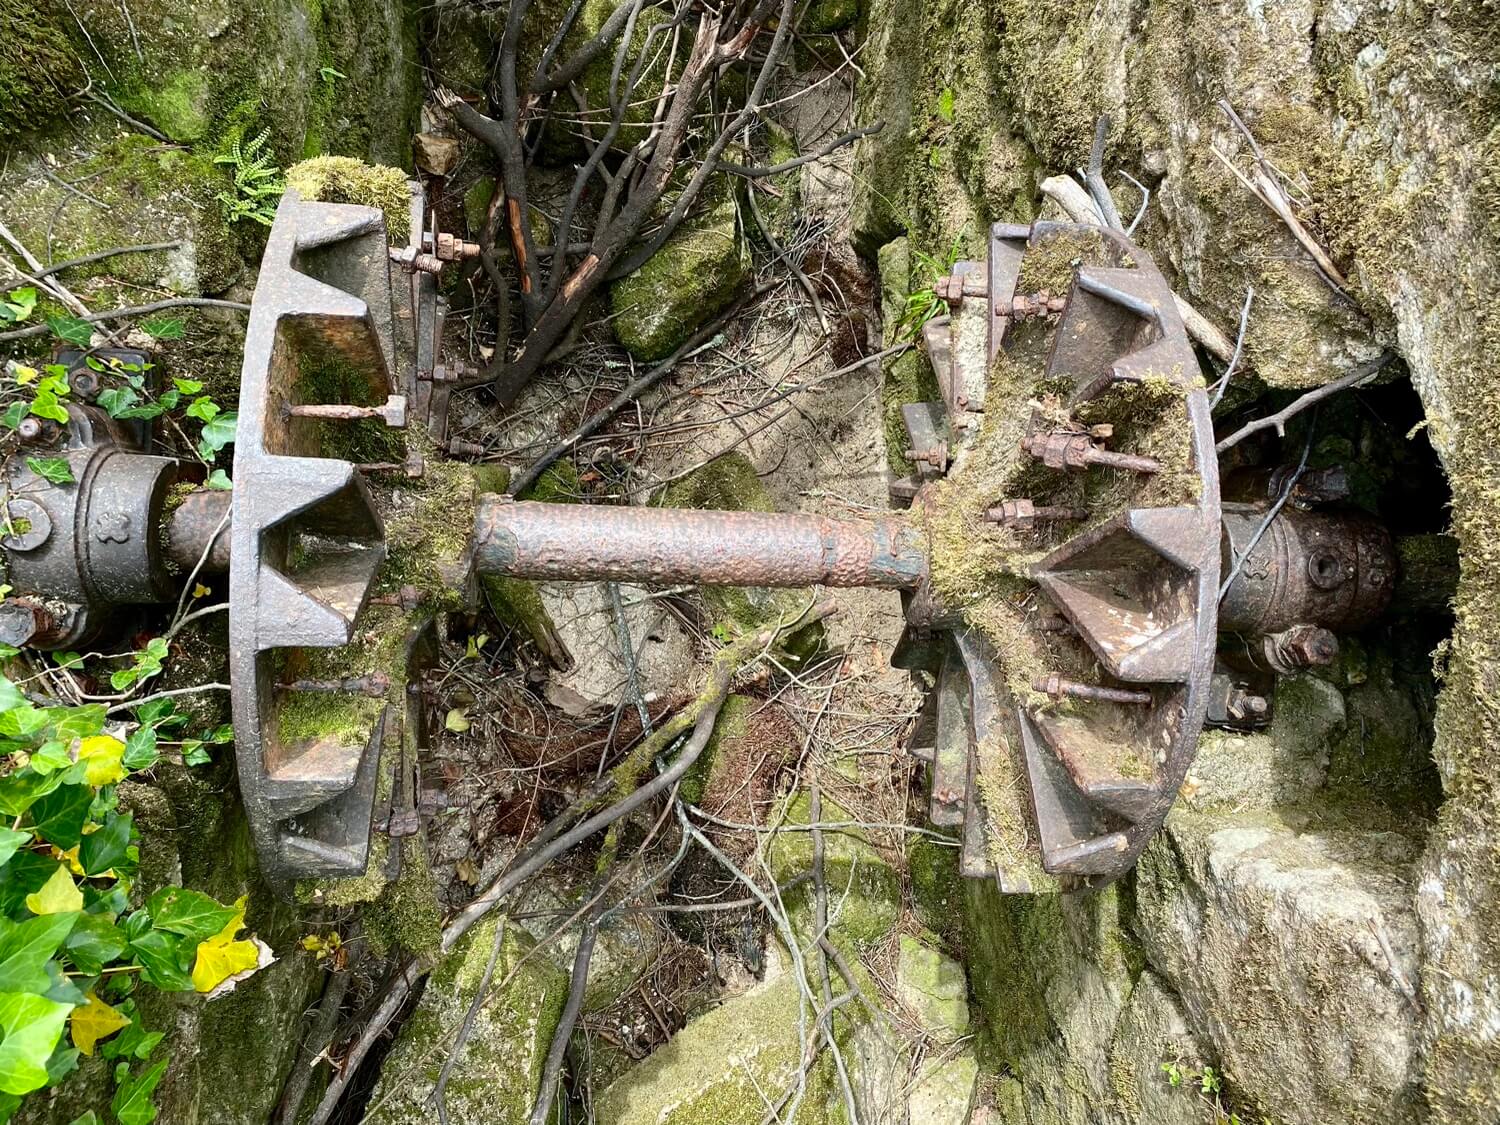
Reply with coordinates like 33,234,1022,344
473,499,927,589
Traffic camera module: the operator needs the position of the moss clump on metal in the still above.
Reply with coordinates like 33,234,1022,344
285,156,413,241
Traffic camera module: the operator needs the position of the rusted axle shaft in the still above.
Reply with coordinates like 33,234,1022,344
472,499,927,589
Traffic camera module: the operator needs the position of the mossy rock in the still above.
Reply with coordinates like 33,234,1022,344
594,969,842,1124
365,919,569,1125
803,0,860,34
907,836,964,948
611,178,749,361
765,793,900,952
656,453,825,662
896,932,970,1038
0,1,83,146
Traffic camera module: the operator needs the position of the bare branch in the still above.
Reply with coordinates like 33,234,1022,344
1215,352,1388,454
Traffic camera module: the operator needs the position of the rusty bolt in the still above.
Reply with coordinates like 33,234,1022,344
985,498,1088,530
389,245,444,275
1033,673,1152,705
448,437,486,458
1023,430,1162,475
0,599,54,649
16,417,61,446
1226,686,1270,720
904,445,949,472
1262,624,1339,674
422,361,473,384
68,370,101,399
434,232,482,262
288,395,408,428
370,585,427,611
279,673,391,699
357,451,426,479
1009,291,1068,319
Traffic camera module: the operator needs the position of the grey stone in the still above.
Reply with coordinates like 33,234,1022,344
896,933,970,1039
909,1051,979,1125
365,918,568,1124
1135,807,1424,1124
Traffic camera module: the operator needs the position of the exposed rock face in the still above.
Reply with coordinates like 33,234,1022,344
366,919,567,1125
896,933,970,1039
1136,808,1423,1123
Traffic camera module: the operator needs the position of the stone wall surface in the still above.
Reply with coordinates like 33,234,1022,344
851,3,1498,1121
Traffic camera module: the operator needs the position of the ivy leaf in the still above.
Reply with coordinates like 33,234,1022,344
49,705,105,742
1,288,37,323
28,785,93,849
0,912,79,994
68,992,130,1056
0,677,20,713
190,897,261,994
0,853,59,919
0,402,25,430
95,388,139,418
183,396,218,423
76,736,126,788
145,888,235,944
0,704,50,739
110,1058,168,1125
0,829,29,869
126,931,192,993
204,469,232,491
29,741,71,775
79,813,131,877
171,378,203,394
69,1112,101,1125
0,992,75,1095
180,743,210,767
98,1003,162,1062
445,708,470,733
46,318,92,347
24,457,74,485
122,729,158,772
27,388,69,424
25,866,83,915
197,410,237,460
61,914,126,978
140,317,184,341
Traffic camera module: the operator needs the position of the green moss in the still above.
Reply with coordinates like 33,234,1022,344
285,156,412,241
363,839,444,959
0,0,82,145
766,793,901,951
119,68,212,144
804,0,859,34
680,694,751,806
275,687,382,747
908,837,965,948
464,176,497,233
517,459,582,503
611,181,750,361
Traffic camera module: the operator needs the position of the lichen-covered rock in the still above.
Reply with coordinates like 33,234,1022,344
611,180,750,361
766,793,900,951
365,919,568,1125
896,933,970,1038
1101,971,1209,1125
1183,674,1344,809
910,1051,980,1125
1134,806,1424,1123
594,969,839,1125
851,0,1038,256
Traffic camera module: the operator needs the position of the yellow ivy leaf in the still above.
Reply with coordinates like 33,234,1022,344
25,863,82,915
12,365,36,385
51,845,85,876
77,735,126,787
191,895,259,993
70,991,131,1056
192,584,211,599
444,708,470,733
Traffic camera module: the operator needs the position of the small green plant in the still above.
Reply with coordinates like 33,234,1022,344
895,236,964,341
318,66,347,86
213,129,285,227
